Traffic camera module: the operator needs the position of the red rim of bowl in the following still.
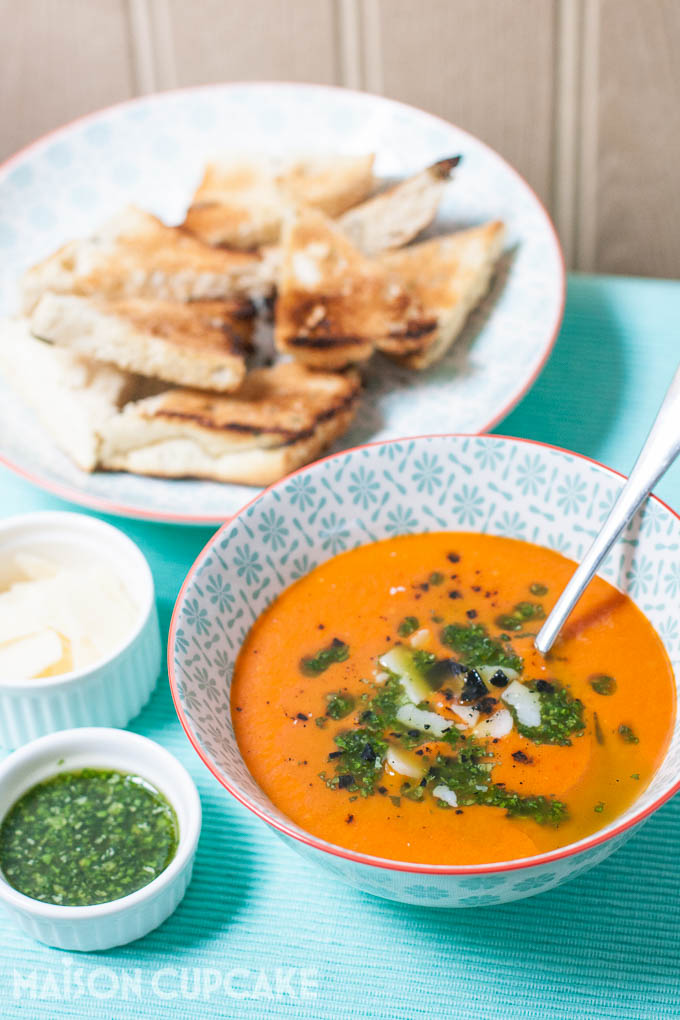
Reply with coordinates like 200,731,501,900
0,81,566,526
168,432,680,875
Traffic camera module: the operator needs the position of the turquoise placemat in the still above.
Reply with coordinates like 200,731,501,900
1,273,679,1019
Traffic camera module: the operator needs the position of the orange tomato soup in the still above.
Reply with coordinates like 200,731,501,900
231,533,675,865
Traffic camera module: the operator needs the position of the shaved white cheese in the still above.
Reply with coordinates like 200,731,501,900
474,708,513,739
373,670,389,685
408,628,431,649
395,703,452,740
448,703,479,728
0,629,63,680
432,785,458,807
501,680,541,728
389,586,406,595
378,645,430,704
477,664,520,685
0,560,137,676
385,744,426,780
11,552,59,581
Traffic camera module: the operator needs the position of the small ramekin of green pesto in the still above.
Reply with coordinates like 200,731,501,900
0,728,201,951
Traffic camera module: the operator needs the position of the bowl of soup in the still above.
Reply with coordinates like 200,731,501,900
169,435,679,907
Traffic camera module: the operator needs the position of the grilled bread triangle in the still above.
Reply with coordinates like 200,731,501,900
31,293,255,392
0,318,146,471
338,156,461,256
377,221,505,369
183,154,375,249
275,206,421,369
21,206,275,314
99,362,361,485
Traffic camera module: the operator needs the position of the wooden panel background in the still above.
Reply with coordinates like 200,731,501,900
0,0,678,278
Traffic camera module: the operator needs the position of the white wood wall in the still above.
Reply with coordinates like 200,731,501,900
1,0,678,278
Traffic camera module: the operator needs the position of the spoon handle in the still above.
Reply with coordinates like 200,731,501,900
534,361,680,655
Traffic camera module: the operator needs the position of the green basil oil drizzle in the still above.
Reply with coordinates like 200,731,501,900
441,622,522,673
298,567,632,828
300,638,349,676
511,682,585,746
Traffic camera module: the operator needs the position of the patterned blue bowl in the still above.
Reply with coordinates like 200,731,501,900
169,435,680,907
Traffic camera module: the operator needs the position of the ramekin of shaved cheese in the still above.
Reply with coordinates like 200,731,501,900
0,512,160,748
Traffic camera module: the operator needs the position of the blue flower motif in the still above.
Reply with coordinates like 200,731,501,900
291,554,314,579
403,884,448,902
233,543,263,586
598,487,618,522
258,508,289,551
175,628,190,655
547,533,571,555
214,648,232,678
348,467,380,508
640,500,667,536
205,574,235,613
474,440,505,470
177,680,200,713
515,453,547,496
385,504,418,534
185,598,211,636
659,617,679,645
378,442,405,461
319,513,350,554
452,484,484,525
193,665,220,702
556,475,588,515
285,475,317,511
412,452,443,494
513,872,557,892
459,893,501,907
626,555,654,597
664,563,680,598
495,511,527,538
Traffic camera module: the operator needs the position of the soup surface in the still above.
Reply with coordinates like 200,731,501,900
231,533,675,864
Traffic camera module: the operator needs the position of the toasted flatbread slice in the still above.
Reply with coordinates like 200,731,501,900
275,206,415,369
283,155,375,217
21,206,275,314
0,318,141,471
377,221,505,370
31,293,255,393
338,156,461,256
99,362,361,485
183,155,375,249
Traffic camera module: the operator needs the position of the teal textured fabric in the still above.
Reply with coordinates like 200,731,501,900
1,273,679,1019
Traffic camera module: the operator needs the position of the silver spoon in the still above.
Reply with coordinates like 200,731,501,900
535,361,680,655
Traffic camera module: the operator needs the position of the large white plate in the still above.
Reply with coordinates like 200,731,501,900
0,83,564,525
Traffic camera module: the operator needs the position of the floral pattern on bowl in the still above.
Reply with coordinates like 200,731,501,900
170,435,680,906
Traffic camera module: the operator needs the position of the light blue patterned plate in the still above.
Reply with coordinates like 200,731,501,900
0,84,564,524
170,435,680,907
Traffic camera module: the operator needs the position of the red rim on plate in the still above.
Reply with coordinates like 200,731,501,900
168,433,680,875
0,82,566,526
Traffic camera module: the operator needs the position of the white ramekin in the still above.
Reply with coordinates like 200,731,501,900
0,727,201,950
0,511,161,748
